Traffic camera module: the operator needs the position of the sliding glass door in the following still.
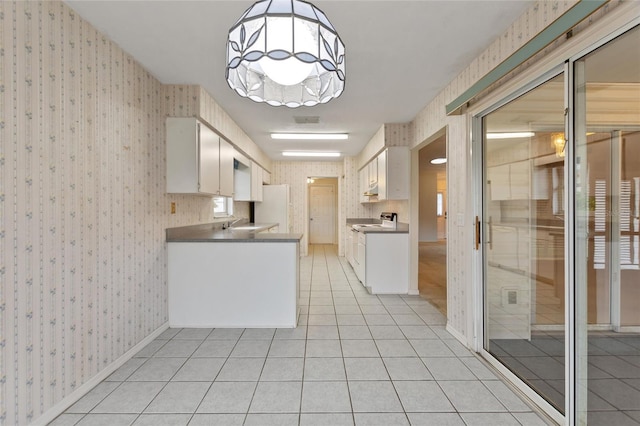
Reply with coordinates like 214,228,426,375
482,73,567,414
479,23,640,424
574,25,640,425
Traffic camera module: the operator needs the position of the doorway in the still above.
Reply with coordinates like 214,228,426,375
418,136,448,315
308,177,337,245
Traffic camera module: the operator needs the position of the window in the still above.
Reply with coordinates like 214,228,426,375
436,192,444,216
213,196,233,217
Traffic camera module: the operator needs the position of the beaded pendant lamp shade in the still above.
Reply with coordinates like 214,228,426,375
226,0,346,108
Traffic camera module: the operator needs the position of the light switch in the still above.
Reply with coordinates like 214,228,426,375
457,213,464,227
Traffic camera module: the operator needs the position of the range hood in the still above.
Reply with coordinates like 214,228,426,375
363,182,378,196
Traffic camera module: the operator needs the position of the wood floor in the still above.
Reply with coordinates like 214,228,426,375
418,241,447,316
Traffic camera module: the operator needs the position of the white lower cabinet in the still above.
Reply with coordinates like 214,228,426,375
348,231,409,294
168,241,299,328
346,226,355,265
356,232,366,283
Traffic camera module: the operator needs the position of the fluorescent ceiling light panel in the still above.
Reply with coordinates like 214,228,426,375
486,132,535,139
430,158,447,165
271,133,349,140
282,151,341,157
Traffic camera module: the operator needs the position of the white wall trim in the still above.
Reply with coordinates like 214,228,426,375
445,322,468,346
480,349,564,425
32,322,170,426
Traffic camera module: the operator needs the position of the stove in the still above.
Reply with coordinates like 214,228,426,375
352,212,398,231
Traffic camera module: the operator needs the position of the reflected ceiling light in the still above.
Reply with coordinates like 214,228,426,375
430,158,447,165
271,133,348,140
282,151,341,157
486,132,535,139
551,133,566,158
226,0,346,108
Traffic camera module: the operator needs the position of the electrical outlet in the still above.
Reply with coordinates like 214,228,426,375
170,202,176,214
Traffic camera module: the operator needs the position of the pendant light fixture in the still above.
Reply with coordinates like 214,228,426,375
226,0,346,108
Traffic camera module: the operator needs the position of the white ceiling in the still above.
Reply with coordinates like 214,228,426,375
65,0,533,161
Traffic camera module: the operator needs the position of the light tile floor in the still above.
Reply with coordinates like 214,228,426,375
50,245,551,426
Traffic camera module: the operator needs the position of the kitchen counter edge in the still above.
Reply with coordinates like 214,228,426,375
166,223,303,243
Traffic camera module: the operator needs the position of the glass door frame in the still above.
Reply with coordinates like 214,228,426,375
472,64,568,425
568,18,640,425
472,17,640,426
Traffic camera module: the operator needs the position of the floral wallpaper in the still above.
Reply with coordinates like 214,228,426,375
0,2,225,424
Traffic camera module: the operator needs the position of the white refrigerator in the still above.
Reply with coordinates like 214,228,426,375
255,184,292,233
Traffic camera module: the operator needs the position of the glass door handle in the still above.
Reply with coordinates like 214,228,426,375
488,216,493,250
475,216,480,250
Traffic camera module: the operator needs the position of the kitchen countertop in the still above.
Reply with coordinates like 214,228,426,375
166,223,303,243
346,217,409,234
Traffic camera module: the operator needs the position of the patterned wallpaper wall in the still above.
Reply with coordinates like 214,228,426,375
0,2,223,424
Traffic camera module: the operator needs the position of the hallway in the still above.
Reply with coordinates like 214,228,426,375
51,245,549,426
418,241,447,316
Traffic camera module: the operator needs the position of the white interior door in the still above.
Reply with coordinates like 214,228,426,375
309,185,336,244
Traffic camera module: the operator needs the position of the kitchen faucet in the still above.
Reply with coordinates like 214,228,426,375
226,217,245,228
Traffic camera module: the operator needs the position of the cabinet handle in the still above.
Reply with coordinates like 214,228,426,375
475,216,480,250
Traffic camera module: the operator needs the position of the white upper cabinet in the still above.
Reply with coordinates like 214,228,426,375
234,158,265,202
251,161,264,202
360,147,409,203
166,117,234,197
378,147,409,201
487,160,532,201
360,166,371,203
219,138,235,197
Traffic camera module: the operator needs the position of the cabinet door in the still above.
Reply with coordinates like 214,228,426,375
509,160,531,199
166,117,199,193
198,123,220,195
369,158,378,187
377,150,387,200
386,147,409,200
219,138,235,197
251,161,264,202
360,168,369,203
488,164,511,200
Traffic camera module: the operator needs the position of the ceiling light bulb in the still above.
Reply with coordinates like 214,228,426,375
258,19,315,86
430,158,447,165
486,132,535,139
271,133,348,140
282,151,341,157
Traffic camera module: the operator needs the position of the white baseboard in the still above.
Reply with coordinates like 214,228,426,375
32,322,169,426
446,322,468,347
